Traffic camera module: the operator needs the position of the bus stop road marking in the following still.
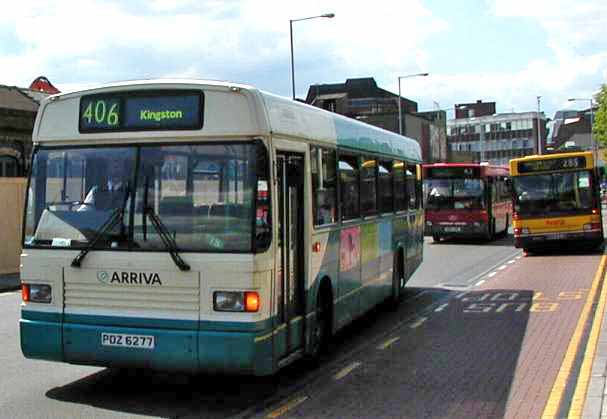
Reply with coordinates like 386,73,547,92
542,253,607,418
377,337,400,350
266,395,309,419
475,280,486,287
498,265,508,270
334,361,362,381
487,272,498,278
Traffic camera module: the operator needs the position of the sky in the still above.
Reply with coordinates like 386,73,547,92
1,0,606,119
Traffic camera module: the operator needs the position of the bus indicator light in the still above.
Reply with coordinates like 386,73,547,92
245,292,260,312
313,242,321,253
21,284,30,302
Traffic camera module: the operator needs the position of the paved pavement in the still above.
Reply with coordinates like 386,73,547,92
583,254,607,418
0,272,19,292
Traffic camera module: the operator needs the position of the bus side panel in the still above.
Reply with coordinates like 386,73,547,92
360,223,380,314
404,213,416,280
378,220,394,300
308,229,339,335
336,226,361,330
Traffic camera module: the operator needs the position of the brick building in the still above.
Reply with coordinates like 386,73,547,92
0,77,57,177
305,77,446,162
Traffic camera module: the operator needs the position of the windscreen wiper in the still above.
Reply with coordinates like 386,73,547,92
71,207,123,268
71,184,131,268
144,206,190,271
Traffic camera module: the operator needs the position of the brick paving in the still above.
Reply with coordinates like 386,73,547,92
281,251,603,418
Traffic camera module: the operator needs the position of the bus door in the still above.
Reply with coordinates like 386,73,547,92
275,152,306,359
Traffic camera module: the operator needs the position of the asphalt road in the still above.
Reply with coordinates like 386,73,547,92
0,234,520,419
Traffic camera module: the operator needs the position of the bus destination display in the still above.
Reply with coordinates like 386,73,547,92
517,156,586,174
428,167,480,178
79,91,203,132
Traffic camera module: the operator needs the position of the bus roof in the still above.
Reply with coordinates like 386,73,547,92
34,79,422,162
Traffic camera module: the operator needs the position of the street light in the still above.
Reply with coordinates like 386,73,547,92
536,96,542,155
397,73,429,135
568,97,596,158
289,13,335,100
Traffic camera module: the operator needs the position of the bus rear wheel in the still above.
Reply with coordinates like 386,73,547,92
308,285,332,361
390,252,404,308
432,234,441,243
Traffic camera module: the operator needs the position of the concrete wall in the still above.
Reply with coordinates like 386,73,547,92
0,178,26,274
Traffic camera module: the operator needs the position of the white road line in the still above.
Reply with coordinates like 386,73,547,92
475,280,486,287
434,303,449,312
516,256,522,260
0,291,19,297
507,260,516,264
334,361,362,380
488,272,498,278
409,317,428,329
497,265,507,270
377,337,400,350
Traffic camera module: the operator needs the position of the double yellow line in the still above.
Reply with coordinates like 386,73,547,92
542,253,607,418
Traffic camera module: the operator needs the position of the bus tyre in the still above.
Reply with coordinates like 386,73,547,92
390,253,404,309
308,286,331,361
432,234,441,243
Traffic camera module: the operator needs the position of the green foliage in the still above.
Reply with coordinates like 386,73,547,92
595,84,607,148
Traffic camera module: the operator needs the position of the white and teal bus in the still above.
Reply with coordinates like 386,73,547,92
20,80,423,375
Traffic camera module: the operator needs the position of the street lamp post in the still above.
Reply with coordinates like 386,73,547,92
397,72,429,135
289,13,335,100
536,96,542,155
568,97,596,158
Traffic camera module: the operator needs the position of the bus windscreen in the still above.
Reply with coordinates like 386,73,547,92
426,178,486,210
513,170,593,216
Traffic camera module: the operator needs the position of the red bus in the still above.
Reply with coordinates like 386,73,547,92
423,163,511,242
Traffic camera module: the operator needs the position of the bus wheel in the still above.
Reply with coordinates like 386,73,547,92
390,252,404,308
308,285,332,361
432,234,441,243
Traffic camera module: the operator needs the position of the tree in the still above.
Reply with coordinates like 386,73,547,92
595,84,607,149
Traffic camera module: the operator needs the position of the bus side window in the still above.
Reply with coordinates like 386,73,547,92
378,160,393,213
339,153,360,220
393,161,406,211
360,157,377,216
311,146,337,226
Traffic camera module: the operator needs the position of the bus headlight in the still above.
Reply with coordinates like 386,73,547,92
22,284,52,303
213,291,260,312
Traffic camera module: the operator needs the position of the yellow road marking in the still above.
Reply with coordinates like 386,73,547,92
266,395,308,418
542,253,607,418
334,361,362,380
377,336,400,350
568,256,607,417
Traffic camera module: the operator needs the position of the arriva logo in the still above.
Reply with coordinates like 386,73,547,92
96,270,162,286
97,271,110,284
